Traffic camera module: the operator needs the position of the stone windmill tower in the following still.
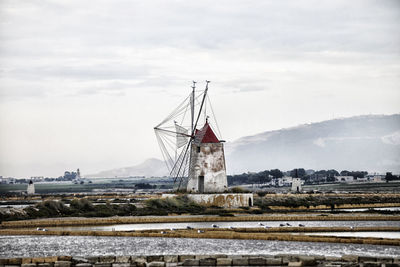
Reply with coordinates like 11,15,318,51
154,81,228,192
186,120,227,193
27,180,35,195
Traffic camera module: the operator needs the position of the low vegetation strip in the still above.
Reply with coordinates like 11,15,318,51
255,195,400,209
0,228,399,246
2,214,400,228
3,192,400,202
266,203,400,210
3,195,399,222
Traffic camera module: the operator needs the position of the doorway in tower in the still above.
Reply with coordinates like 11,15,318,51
198,176,204,193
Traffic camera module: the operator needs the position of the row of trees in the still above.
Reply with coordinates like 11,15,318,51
227,169,283,185
227,168,397,186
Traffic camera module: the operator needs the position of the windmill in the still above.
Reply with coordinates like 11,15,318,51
154,81,227,192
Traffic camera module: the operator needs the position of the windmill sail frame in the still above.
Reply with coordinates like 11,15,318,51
154,81,220,190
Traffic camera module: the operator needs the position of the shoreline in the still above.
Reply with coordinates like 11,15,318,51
2,214,400,228
1,226,400,246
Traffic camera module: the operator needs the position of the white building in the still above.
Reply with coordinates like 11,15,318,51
27,180,35,195
2,177,16,184
30,176,44,182
291,178,302,192
366,174,385,183
281,176,293,186
372,176,384,182
272,178,283,187
187,122,228,193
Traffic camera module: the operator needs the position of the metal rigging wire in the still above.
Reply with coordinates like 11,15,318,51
206,94,222,139
154,84,212,189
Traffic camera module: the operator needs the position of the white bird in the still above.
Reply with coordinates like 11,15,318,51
197,230,204,233
42,228,48,231
36,228,42,231
264,226,271,229
160,231,167,234
170,228,176,231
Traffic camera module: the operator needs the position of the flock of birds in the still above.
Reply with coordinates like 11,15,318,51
36,223,309,234
159,222,307,234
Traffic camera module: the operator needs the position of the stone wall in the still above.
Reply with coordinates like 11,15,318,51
187,193,254,208
0,254,399,267
187,143,227,193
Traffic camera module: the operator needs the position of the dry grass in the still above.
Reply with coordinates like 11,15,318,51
264,193,400,198
267,202,400,210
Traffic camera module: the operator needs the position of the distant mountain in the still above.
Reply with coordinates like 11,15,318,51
225,114,400,174
87,114,400,178
86,158,168,178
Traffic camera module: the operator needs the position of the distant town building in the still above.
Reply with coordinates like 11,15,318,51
1,177,16,184
27,180,35,195
291,178,302,192
272,178,283,187
372,176,384,182
281,176,293,186
356,177,369,183
366,174,385,183
30,176,44,182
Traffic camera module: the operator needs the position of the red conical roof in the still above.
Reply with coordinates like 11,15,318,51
195,122,220,143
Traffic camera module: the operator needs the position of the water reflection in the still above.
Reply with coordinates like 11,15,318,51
1,235,399,258
304,232,400,239
50,220,400,232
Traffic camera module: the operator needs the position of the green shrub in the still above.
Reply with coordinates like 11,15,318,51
70,198,94,212
257,191,267,197
143,195,205,215
230,187,250,193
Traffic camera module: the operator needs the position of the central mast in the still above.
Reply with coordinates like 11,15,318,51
191,81,196,134
192,80,209,136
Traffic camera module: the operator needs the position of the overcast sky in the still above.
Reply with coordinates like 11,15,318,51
0,0,399,178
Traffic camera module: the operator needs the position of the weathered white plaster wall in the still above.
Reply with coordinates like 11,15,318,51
291,178,302,192
187,143,228,193
187,193,254,208
27,183,35,195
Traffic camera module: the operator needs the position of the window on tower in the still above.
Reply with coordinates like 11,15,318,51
197,146,200,153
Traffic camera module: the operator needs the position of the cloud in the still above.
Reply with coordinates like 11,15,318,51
0,0,399,177
224,81,269,93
